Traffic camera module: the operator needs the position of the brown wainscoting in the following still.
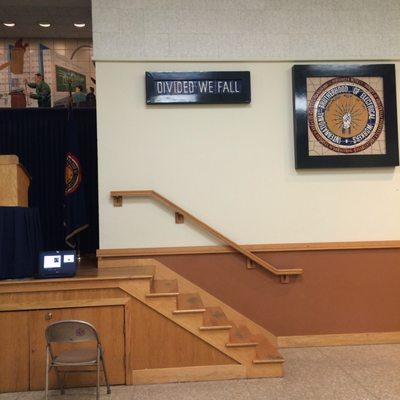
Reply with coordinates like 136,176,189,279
97,242,400,337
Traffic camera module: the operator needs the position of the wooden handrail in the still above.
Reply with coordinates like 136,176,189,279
110,190,303,280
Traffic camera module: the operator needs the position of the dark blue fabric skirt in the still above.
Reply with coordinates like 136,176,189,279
0,206,42,279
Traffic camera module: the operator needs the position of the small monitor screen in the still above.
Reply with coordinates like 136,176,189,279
38,250,77,278
63,254,75,263
43,255,62,269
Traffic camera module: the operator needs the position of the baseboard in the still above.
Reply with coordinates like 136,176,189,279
278,331,400,348
97,240,400,259
131,364,246,385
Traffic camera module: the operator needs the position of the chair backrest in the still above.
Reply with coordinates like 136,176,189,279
46,320,99,344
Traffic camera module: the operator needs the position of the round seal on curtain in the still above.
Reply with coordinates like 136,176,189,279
65,153,82,195
308,77,384,154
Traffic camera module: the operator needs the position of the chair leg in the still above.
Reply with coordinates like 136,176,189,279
96,348,100,400
54,367,65,395
101,350,111,395
45,348,49,400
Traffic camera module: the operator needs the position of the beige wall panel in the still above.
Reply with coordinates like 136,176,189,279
96,61,400,249
92,0,400,61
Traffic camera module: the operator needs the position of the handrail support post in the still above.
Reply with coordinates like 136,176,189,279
280,275,290,284
175,212,184,224
113,196,123,207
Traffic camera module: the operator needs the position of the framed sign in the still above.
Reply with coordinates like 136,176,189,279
56,65,86,92
292,64,399,168
146,71,251,104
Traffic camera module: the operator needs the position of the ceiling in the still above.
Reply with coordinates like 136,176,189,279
0,0,92,39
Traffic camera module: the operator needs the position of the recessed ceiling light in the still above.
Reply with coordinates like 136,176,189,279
3,22,15,27
39,22,51,28
74,23,86,28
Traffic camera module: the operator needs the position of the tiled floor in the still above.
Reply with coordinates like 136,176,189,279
2,344,400,400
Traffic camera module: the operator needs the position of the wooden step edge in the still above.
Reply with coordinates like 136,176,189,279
252,358,284,364
226,342,258,348
199,325,233,331
130,275,155,280
147,292,179,297
172,308,206,315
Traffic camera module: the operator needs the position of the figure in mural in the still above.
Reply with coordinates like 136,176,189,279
24,73,51,108
72,85,86,106
85,87,96,107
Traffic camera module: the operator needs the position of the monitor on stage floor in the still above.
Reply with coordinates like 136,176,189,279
38,250,76,278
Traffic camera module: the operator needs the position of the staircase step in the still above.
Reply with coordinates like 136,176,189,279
200,307,233,331
97,265,155,279
252,335,284,364
173,293,206,314
226,324,258,347
146,279,179,297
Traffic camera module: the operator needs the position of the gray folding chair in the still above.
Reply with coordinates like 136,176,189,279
45,320,111,400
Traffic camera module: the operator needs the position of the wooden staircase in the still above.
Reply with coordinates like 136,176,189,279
113,258,284,383
201,307,232,331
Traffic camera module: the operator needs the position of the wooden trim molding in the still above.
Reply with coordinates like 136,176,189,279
131,365,247,384
97,240,400,258
278,331,400,348
0,298,130,312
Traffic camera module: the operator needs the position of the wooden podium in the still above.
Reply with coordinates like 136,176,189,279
0,155,30,207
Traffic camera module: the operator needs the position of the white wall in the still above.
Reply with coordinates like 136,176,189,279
92,0,400,61
97,61,400,249
93,0,400,249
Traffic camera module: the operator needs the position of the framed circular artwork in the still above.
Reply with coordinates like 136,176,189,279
292,64,399,168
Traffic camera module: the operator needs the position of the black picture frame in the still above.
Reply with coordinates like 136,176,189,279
292,64,399,168
146,71,251,104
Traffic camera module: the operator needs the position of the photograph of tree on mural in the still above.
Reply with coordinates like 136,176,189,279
56,65,86,92
292,64,399,168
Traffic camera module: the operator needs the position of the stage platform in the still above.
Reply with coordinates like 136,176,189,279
0,259,282,394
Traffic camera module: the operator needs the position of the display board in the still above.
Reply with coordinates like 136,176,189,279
56,65,87,92
146,71,251,104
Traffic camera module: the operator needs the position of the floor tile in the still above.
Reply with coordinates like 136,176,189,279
111,380,250,400
178,379,251,400
319,344,400,400
3,345,400,400
246,348,377,400
0,393,20,400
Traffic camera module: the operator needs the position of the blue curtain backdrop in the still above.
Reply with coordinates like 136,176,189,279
0,109,99,253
